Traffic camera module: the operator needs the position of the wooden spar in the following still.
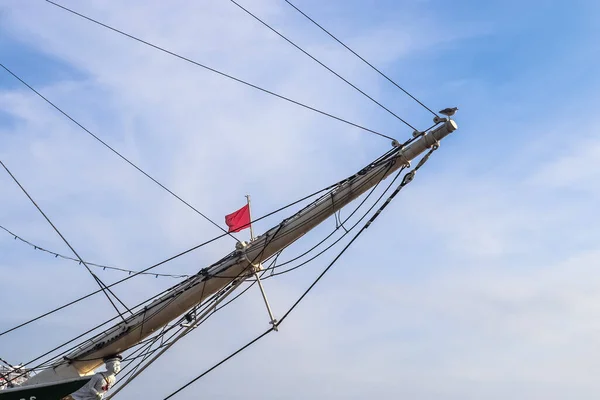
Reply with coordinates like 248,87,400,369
25,120,457,386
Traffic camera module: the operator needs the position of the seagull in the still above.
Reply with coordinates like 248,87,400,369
439,107,458,117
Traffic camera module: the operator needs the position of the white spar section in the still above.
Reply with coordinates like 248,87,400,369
26,120,457,385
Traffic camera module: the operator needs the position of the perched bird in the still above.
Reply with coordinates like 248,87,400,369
439,107,458,117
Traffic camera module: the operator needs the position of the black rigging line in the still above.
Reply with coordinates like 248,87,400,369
43,1,394,141
115,280,237,389
163,160,414,399
229,0,418,132
266,166,404,278
164,149,438,398
0,159,131,322
164,328,273,399
283,0,440,118
16,282,218,382
3,147,408,371
22,285,181,372
12,148,419,386
16,190,299,377
0,178,335,337
7,280,227,386
0,236,218,337
211,157,396,280
0,63,237,242
0,224,191,279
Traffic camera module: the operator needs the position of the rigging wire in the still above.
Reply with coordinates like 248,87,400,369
26,287,217,372
3,144,414,385
9,279,225,385
163,148,438,399
0,237,218,338
80,221,285,395
5,147,416,387
105,227,284,396
13,198,296,383
0,159,131,322
211,157,396,280
4,282,223,385
266,166,405,278
0,63,237,242
0,178,336,337
76,158,388,390
9,146,431,388
42,1,394,141
283,0,440,118
0,224,190,279
229,0,418,131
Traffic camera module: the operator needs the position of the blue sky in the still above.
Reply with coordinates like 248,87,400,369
1,0,600,399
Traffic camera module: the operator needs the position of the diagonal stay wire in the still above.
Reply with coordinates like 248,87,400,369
0,159,131,322
163,328,273,399
0,176,338,337
229,0,418,132
284,0,439,118
0,235,221,337
0,63,237,242
44,1,394,142
18,211,288,389
163,150,434,399
265,166,405,278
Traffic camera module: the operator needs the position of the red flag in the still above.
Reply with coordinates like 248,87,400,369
225,204,251,233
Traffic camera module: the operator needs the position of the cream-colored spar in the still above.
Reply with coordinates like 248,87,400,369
26,120,457,386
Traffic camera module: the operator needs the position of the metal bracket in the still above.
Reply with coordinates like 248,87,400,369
243,253,279,331
252,263,279,331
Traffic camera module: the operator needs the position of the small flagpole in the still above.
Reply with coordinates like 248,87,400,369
245,194,254,241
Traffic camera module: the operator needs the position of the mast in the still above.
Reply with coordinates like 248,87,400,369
25,120,457,385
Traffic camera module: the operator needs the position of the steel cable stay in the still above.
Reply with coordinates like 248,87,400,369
4,277,232,386
13,284,195,376
283,0,440,118
1,122,448,391
163,147,439,399
265,163,404,276
6,257,261,385
45,149,417,393
0,174,345,337
0,177,342,290
265,166,407,278
12,257,272,382
109,170,401,397
2,129,450,394
0,139,420,339
105,279,248,399
5,151,402,387
101,219,292,398
110,171,402,389
210,158,397,280
5,200,298,386
115,270,270,377
42,0,395,142
228,0,419,132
